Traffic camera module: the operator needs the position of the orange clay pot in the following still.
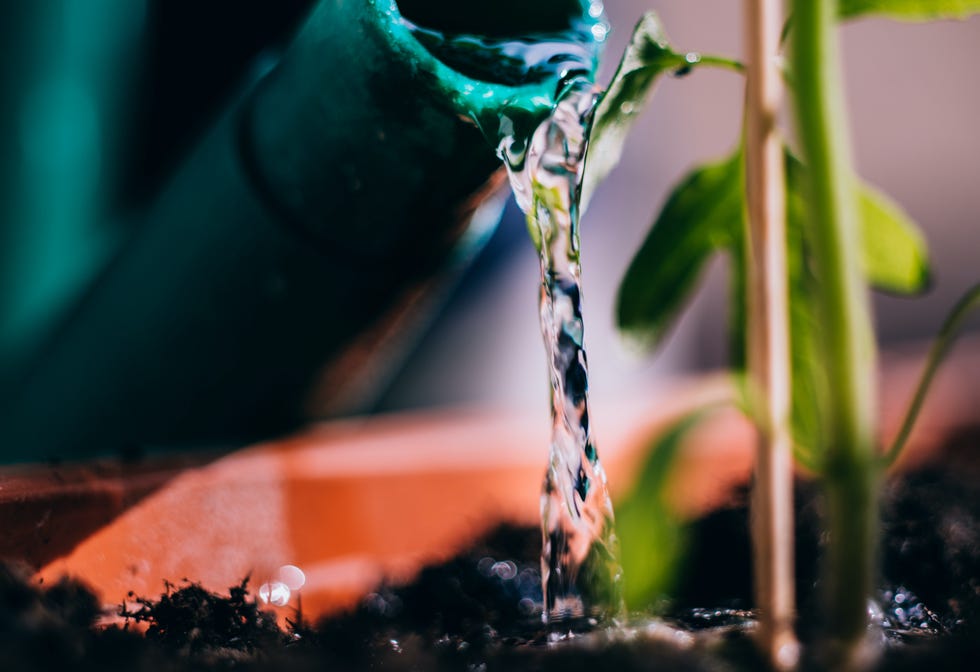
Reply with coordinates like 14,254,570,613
1,338,977,622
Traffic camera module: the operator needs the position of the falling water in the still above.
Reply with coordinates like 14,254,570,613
500,79,623,623
403,0,621,623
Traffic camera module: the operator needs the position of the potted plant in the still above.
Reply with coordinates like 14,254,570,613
602,0,980,668
2,1,979,670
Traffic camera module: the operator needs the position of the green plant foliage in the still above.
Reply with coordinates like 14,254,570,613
582,12,677,212
581,13,742,212
857,185,931,293
615,152,743,347
840,0,980,20
617,144,930,468
615,410,714,611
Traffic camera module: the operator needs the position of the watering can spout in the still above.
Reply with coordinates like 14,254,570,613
0,1,606,462
244,0,604,257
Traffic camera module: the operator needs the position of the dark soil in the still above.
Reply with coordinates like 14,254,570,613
1,437,977,671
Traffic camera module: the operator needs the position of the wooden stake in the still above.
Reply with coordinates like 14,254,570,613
743,0,798,669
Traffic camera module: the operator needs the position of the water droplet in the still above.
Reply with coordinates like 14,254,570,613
477,556,496,577
620,101,635,115
278,564,306,591
867,598,885,625
258,581,290,607
776,641,800,669
492,560,518,580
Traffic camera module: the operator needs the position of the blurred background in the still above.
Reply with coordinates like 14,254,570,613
0,0,977,459
0,1,309,369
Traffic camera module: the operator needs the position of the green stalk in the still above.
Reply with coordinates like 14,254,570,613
689,53,746,73
883,282,980,466
789,0,879,658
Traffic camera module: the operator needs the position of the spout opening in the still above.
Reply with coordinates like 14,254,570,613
370,0,603,130
396,0,587,37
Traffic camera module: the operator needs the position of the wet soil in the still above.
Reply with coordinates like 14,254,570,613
1,431,977,671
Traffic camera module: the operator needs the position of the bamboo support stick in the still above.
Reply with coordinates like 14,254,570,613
743,0,798,669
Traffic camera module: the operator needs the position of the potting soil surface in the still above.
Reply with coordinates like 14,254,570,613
1,432,978,671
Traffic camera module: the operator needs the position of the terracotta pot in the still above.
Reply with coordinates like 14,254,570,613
1,337,977,621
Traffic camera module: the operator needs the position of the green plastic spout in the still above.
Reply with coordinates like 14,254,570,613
0,0,605,462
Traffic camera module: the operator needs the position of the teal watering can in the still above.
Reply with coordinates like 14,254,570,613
0,0,606,462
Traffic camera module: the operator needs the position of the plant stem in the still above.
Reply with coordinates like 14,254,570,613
692,53,746,73
662,51,745,75
742,1,797,669
789,0,879,662
883,282,980,466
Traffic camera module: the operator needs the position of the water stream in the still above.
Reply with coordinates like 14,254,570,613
500,80,623,623
404,1,622,623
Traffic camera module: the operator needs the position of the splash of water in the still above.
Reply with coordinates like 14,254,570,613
500,79,623,623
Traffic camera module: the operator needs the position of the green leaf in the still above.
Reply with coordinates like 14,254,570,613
581,13,743,211
615,409,715,610
581,13,682,211
618,143,930,469
840,0,980,20
616,151,744,347
883,282,980,465
858,184,931,293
